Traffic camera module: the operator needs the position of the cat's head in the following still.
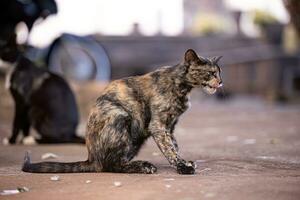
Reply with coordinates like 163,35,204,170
184,49,223,94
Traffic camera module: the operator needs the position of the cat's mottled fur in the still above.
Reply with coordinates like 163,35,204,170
22,49,223,174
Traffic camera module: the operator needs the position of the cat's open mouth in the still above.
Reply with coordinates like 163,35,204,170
202,83,222,94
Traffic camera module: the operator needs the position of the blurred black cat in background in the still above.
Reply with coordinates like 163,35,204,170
0,34,85,144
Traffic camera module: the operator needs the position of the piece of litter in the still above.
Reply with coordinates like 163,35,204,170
152,152,160,156
114,181,122,187
1,189,20,196
226,136,238,142
50,175,60,181
165,184,171,188
42,153,58,160
256,156,275,160
164,178,175,181
0,187,29,196
243,139,256,145
86,180,91,184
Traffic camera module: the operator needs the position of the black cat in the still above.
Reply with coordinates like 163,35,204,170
0,35,84,144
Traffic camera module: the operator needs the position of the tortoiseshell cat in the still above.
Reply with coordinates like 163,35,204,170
22,49,223,174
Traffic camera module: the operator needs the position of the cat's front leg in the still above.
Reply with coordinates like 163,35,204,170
149,121,196,174
170,134,179,152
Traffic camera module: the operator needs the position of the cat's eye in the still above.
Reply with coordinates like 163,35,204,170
209,71,217,76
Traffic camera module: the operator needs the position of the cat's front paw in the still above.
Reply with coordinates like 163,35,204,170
176,161,196,175
8,137,16,144
2,137,10,146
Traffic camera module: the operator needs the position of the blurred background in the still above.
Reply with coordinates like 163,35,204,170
0,0,300,138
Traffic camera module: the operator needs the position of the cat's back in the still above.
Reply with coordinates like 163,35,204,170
96,66,173,108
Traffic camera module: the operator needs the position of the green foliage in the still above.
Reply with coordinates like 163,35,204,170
253,10,279,26
192,13,227,36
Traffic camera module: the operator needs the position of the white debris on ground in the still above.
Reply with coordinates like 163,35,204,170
41,153,58,160
86,180,91,184
0,187,29,196
0,189,19,196
163,178,175,181
50,175,60,181
165,184,172,188
243,139,256,145
256,156,276,160
113,181,122,187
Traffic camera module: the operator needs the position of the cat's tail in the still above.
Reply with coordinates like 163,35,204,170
22,152,97,173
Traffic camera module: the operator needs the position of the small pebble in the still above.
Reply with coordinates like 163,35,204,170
114,181,122,187
86,180,91,184
50,175,60,181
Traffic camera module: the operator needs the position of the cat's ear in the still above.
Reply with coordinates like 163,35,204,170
198,56,209,65
211,56,222,64
184,49,199,64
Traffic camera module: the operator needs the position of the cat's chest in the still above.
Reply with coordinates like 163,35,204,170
164,95,190,117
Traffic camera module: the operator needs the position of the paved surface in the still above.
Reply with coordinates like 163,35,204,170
0,92,300,199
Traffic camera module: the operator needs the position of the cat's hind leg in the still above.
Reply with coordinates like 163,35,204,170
9,100,29,144
89,110,156,174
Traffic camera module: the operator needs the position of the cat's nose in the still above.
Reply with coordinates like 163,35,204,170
218,81,223,88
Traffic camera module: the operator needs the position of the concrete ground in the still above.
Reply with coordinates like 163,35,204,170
0,91,300,199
